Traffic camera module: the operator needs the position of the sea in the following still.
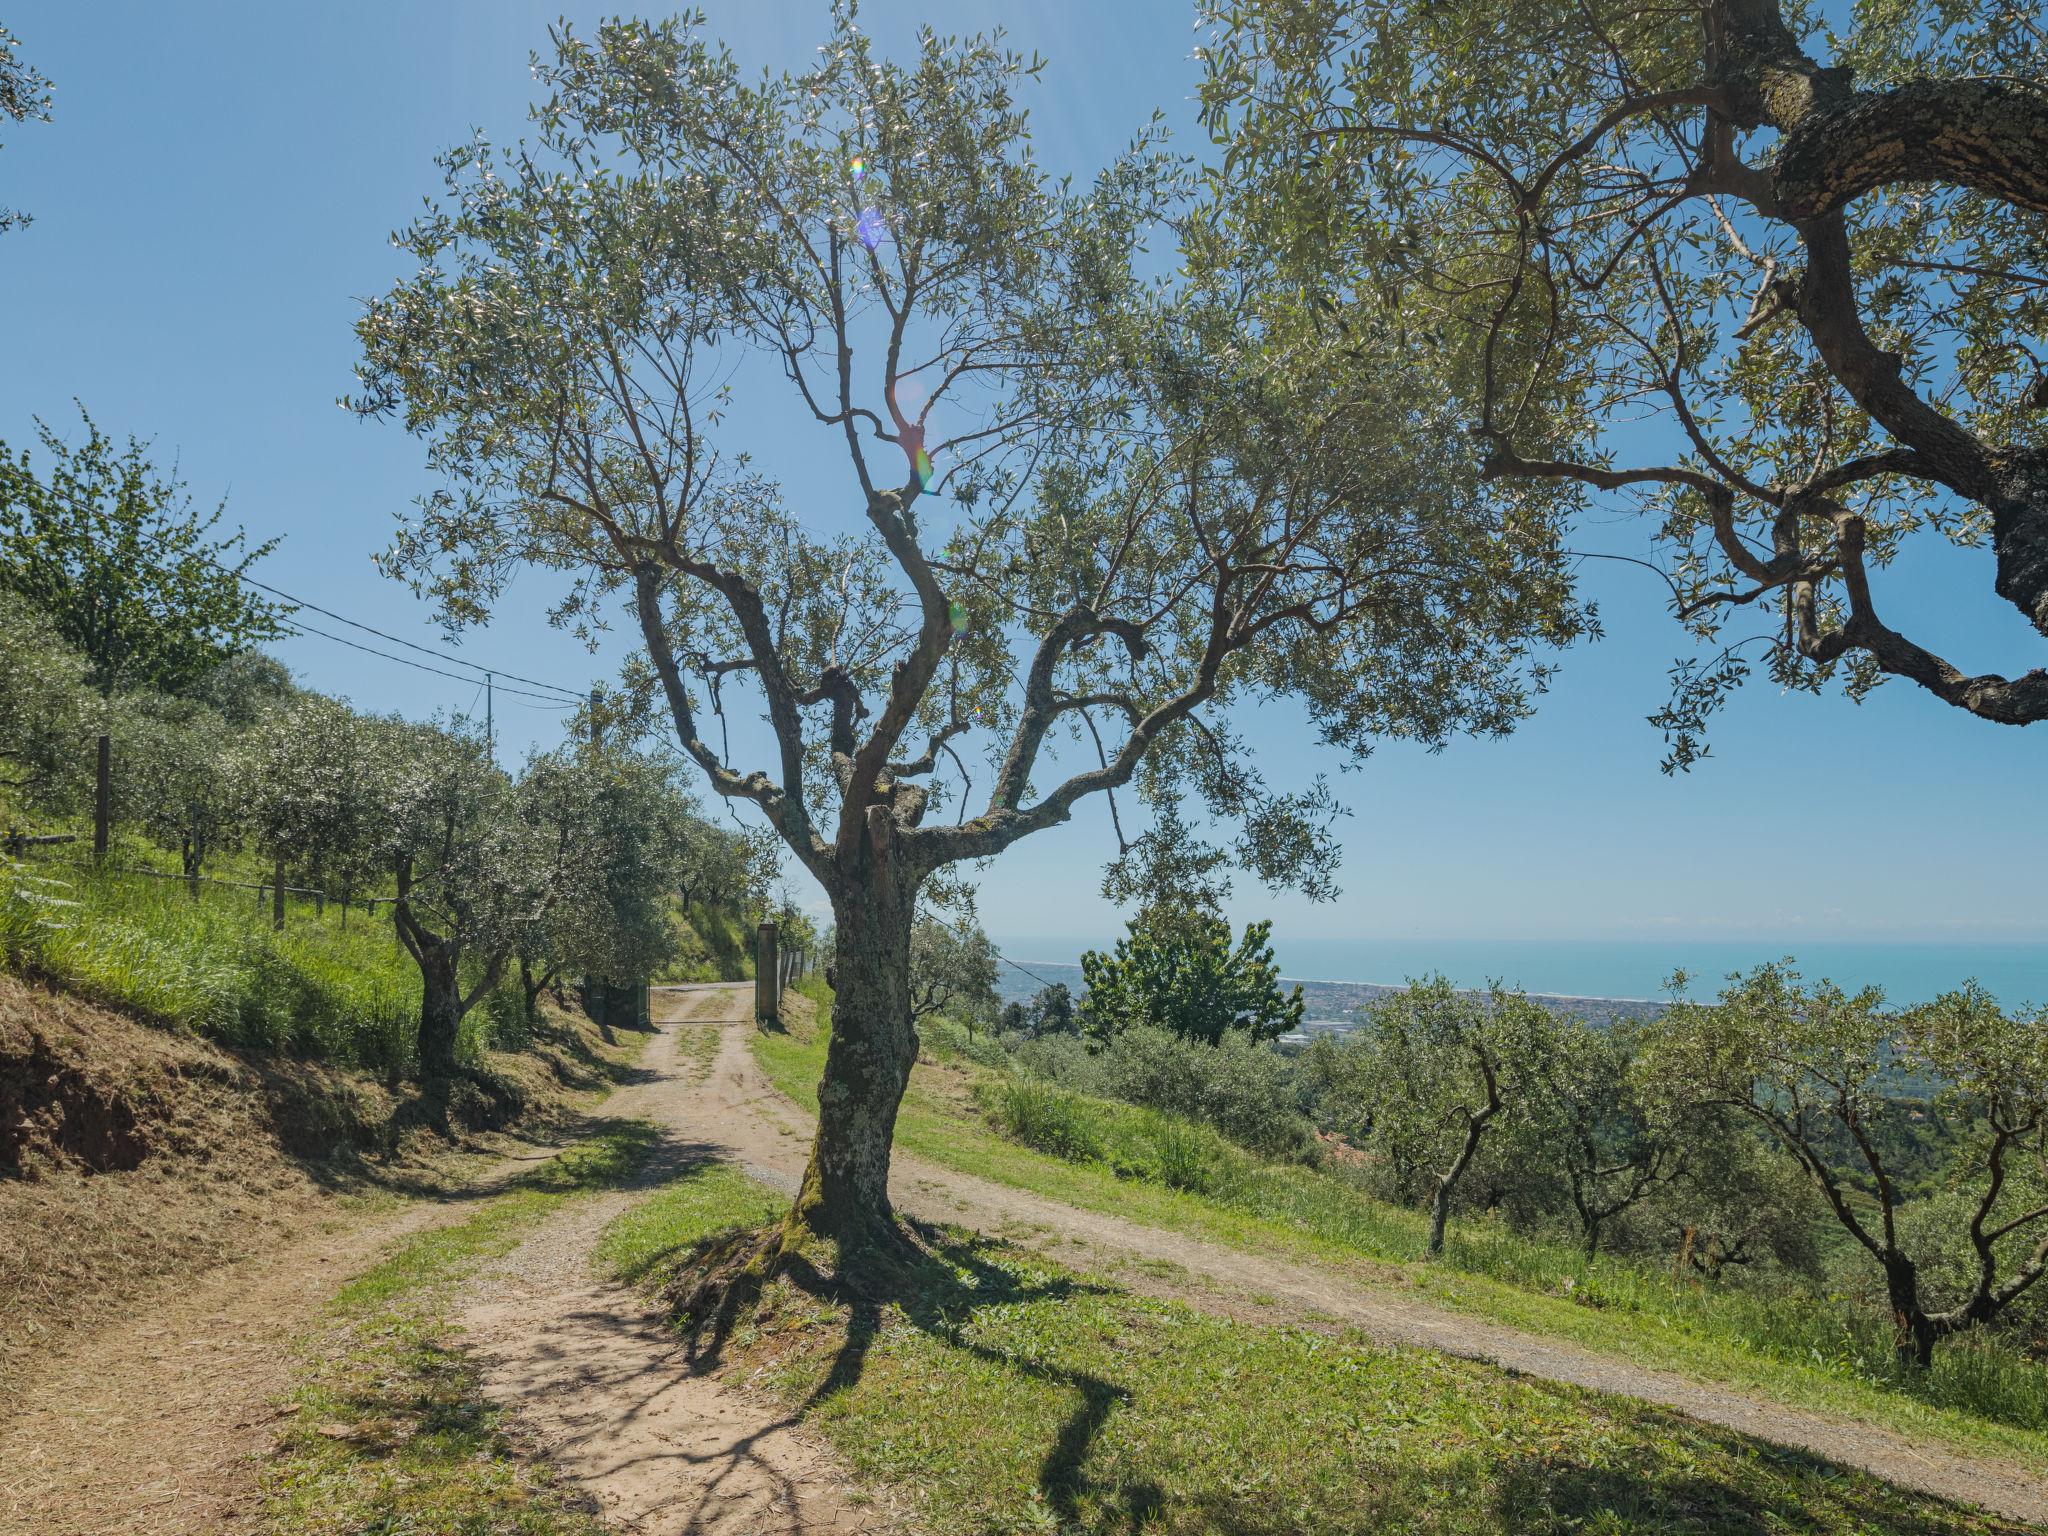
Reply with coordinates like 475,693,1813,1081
988,936,2048,1011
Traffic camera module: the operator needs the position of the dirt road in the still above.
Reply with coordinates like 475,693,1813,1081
454,984,892,1535
667,984,2048,1528
6,984,2041,1532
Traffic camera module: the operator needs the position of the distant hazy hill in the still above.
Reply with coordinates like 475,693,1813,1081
990,960,1666,1031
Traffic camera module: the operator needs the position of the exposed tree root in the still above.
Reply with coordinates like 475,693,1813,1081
659,1209,923,1368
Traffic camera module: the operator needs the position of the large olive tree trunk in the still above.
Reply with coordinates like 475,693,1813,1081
785,841,921,1247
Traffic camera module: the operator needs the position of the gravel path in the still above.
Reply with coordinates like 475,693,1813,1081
455,985,897,1535
673,986,2048,1528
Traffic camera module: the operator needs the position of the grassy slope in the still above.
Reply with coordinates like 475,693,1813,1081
264,1123,657,1534
753,992,2048,1471
658,899,756,983
600,1159,2029,1536
3,839,423,1071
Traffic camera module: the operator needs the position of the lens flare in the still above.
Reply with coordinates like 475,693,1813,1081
915,447,936,491
948,600,970,634
850,155,866,182
855,207,887,250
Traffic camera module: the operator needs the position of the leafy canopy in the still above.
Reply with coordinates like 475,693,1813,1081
1081,910,1304,1046
350,10,1588,908
1203,0,2048,761
0,407,290,696
0,22,52,236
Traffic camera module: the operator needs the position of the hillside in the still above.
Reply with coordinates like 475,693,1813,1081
0,967,641,1410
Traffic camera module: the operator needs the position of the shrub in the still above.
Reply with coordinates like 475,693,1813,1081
980,1079,1107,1163
1012,1031,1105,1093
1098,1025,1318,1162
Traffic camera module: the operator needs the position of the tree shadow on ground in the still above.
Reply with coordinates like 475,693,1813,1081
667,1216,1163,1530
1490,1436,2006,1535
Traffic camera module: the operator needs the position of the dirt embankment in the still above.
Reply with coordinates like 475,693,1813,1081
0,971,630,1412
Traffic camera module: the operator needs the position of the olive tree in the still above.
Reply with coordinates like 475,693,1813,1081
675,816,778,918
513,745,697,1017
0,22,51,237
0,590,91,811
907,913,999,1031
1641,963,2048,1366
113,694,244,892
1518,1016,1682,1256
1204,0,2048,764
1346,976,1547,1256
241,694,387,917
377,722,545,1080
352,16,1584,1247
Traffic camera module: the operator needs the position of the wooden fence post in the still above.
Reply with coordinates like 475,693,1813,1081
755,920,779,1024
272,855,285,931
93,734,111,863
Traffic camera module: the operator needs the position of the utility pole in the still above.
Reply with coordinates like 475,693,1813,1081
93,734,111,864
485,671,494,759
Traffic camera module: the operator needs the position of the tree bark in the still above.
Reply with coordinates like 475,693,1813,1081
785,851,920,1249
1883,1252,1939,1369
416,941,464,1080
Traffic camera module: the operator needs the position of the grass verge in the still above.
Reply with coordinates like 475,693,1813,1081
262,1122,657,1534
753,1000,2048,1471
603,1157,2030,1536
2,855,422,1071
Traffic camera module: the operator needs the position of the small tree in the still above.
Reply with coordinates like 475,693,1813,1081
0,591,91,811
114,694,244,892
1518,1017,1681,1257
241,694,386,917
352,14,1584,1247
1653,1119,1821,1282
1641,963,2048,1366
514,745,697,1018
1032,982,1078,1037
1081,911,1302,1046
676,816,779,918
0,408,290,697
908,914,1000,1033
377,722,541,1080
1351,976,1543,1257
0,23,52,237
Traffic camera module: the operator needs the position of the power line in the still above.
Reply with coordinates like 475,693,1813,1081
206,556,588,700
924,905,1068,994
275,615,581,704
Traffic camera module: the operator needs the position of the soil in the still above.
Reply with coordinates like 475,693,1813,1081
0,976,643,1535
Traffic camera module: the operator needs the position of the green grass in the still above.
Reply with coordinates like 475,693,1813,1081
595,1159,790,1284
754,1004,2048,1471
602,1159,2029,1536
263,1122,658,1534
0,852,491,1074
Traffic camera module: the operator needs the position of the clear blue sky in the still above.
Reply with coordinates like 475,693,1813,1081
4,2,2043,975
